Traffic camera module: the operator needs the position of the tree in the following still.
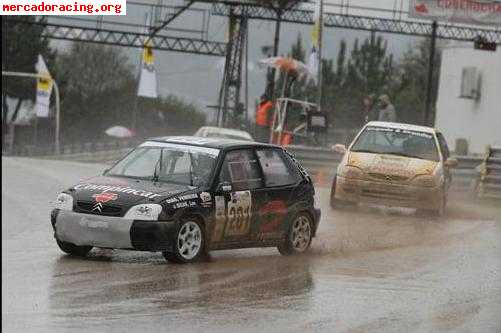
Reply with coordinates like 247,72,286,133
329,33,398,129
56,43,206,143
56,43,136,143
394,39,442,125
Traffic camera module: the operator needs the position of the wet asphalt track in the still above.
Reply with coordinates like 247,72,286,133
2,157,501,332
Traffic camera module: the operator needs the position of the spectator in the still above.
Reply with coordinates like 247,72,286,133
377,94,397,122
363,94,377,123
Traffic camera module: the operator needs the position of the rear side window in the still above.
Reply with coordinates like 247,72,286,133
219,149,263,191
256,149,298,187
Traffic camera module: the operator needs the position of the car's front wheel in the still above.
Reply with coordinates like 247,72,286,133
278,213,313,256
417,190,447,217
330,176,356,209
163,219,205,264
56,239,92,257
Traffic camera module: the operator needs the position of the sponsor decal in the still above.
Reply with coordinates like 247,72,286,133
74,183,162,199
258,200,287,233
92,191,118,212
212,196,226,242
173,201,197,209
200,192,211,202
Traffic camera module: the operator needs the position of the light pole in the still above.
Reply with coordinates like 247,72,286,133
2,71,61,154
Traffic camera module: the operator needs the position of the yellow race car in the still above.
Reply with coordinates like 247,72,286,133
331,122,458,216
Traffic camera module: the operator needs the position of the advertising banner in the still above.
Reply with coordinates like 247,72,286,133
409,0,501,26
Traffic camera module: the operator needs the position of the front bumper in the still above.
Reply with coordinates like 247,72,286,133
333,175,443,210
51,210,177,251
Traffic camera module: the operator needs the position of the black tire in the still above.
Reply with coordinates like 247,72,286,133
56,239,92,257
278,213,313,256
162,218,205,264
417,191,446,217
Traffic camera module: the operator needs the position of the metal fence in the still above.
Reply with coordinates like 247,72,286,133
4,141,483,192
477,146,501,199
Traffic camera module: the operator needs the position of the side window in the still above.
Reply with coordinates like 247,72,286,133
219,149,262,191
256,149,298,187
436,133,450,160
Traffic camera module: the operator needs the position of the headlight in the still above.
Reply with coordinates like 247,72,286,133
339,165,364,179
412,175,437,187
55,193,73,211
124,204,162,221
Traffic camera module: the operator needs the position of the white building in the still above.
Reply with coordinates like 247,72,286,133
435,45,501,155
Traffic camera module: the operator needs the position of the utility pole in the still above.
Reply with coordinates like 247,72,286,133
424,21,437,127
316,0,324,109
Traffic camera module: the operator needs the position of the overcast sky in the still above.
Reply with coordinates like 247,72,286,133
52,0,424,122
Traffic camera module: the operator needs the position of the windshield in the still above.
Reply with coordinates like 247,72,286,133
351,126,439,161
106,143,220,186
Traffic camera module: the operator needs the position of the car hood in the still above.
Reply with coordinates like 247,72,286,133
347,152,438,179
69,175,195,206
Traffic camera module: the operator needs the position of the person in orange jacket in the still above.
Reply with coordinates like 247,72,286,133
255,94,273,142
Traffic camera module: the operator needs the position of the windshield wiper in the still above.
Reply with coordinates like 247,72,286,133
152,149,163,182
382,152,427,160
351,149,379,154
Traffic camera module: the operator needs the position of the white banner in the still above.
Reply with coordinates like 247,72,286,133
137,44,158,98
409,0,501,26
35,54,53,118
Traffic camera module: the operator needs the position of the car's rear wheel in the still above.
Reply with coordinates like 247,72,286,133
163,219,205,264
56,239,92,257
278,213,313,256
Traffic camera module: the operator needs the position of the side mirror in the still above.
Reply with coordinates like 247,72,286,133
332,144,347,154
102,168,110,175
217,182,232,193
444,157,458,168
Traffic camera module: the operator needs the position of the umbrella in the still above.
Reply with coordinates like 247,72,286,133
105,126,135,138
258,56,313,79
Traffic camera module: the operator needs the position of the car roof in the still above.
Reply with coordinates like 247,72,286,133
366,121,437,134
199,126,252,137
147,136,277,150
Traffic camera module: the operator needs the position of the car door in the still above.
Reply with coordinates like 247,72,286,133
210,149,264,246
251,148,303,242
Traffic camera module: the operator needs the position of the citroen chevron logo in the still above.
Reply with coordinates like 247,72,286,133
91,192,118,213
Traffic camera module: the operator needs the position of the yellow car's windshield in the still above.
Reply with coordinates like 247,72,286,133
351,126,440,162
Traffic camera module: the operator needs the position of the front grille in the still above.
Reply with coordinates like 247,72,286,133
75,201,123,217
368,173,409,182
361,188,414,201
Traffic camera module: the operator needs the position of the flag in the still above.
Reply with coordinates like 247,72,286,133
311,0,321,49
308,0,322,83
35,55,53,118
137,41,158,98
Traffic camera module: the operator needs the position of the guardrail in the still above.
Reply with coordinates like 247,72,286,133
477,146,501,199
4,141,483,192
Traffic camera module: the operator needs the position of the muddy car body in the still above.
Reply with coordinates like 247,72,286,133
331,122,458,216
51,137,320,263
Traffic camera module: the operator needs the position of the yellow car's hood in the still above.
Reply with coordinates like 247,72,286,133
347,152,438,179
